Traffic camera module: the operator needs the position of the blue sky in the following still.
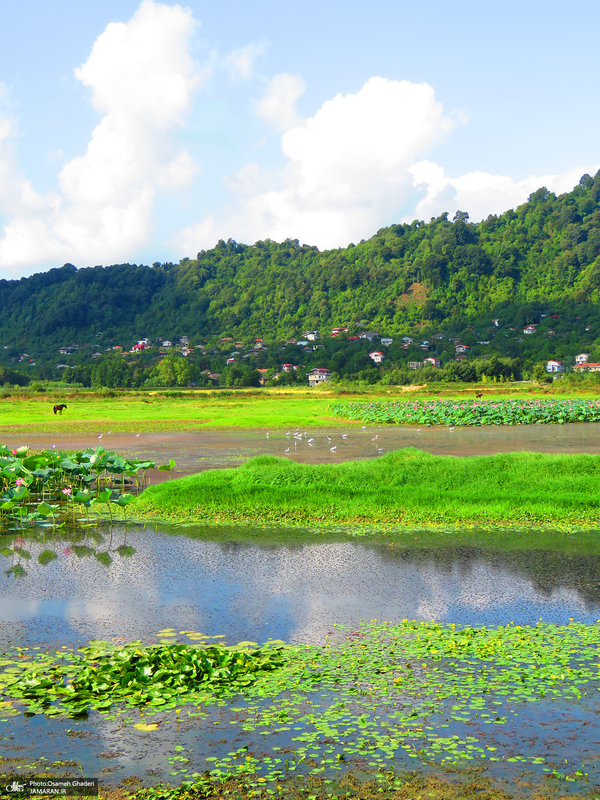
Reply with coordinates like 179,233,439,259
0,0,598,277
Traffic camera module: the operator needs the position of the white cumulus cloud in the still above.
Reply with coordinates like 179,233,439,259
176,77,453,253
175,76,599,256
0,0,201,275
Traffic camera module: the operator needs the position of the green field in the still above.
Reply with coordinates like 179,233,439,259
2,382,600,433
131,448,600,529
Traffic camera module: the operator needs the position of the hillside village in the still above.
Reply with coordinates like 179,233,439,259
18,312,600,388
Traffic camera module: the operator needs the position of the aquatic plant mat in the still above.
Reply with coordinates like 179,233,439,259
330,397,600,426
2,621,600,797
131,449,600,528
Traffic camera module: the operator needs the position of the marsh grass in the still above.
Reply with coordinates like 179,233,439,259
131,449,600,528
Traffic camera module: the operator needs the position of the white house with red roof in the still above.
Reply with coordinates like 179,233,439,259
369,351,385,364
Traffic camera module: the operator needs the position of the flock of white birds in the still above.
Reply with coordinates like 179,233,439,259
272,427,386,455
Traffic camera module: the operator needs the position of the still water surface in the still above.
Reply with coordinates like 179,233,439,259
2,525,600,650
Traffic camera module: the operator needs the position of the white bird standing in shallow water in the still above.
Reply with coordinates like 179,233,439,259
266,432,269,438
135,433,140,437
98,434,103,439
342,434,348,439
330,446,337,452
284,447,290,453
308,438,314,443
371,435,378,441
378,447,384,453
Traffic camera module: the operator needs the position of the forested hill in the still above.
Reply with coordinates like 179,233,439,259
1,170,600,365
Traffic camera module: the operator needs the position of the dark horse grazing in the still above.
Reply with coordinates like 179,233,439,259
53,404,67,415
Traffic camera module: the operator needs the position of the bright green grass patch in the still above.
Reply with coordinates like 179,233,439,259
0,390,346,433
131,448,600,528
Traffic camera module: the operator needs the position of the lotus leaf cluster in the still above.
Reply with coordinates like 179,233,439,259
0,444,162,532
330,398,600,426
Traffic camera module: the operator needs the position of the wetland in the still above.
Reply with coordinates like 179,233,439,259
2,414,600,798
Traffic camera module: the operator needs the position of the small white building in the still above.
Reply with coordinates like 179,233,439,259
308,368,331,387
424,357,441,368
161,340,172,348
575,353,589,364
402,336,413,344
380,338,393,346
455,344,470,354
546,360,563,373
523,325,537,335
304,331,320,341
369,351,385,364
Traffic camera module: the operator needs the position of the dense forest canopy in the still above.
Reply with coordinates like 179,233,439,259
1,171,600,385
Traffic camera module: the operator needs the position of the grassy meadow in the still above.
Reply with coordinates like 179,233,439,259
1,381,600,433
131,448,600,529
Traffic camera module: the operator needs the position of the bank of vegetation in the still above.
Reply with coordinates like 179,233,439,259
1,172,600,387
131,449,600,529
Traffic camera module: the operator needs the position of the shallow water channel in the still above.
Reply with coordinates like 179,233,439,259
4,421,600,482
1,523,600,793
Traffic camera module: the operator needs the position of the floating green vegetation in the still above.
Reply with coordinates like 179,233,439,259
0,443,174,537
131,449,600,528
0,635,286,718
2,621,600,795
330,397,600,426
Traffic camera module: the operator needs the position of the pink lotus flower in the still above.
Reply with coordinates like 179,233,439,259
15,478,25,487
11,450,17,455
62,487,72,497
